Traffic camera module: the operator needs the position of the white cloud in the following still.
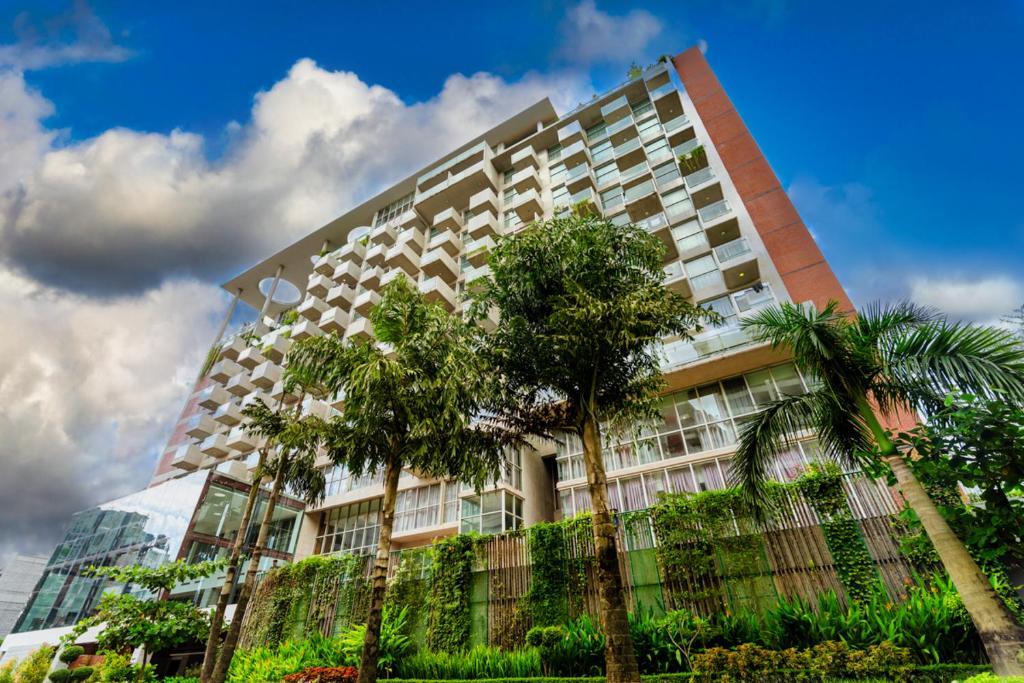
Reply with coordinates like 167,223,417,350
908,275,1024,323
557,0,663,66
0,1,133,70
0,266,223,566
1,59,591,294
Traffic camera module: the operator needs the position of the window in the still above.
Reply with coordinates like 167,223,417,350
552,185,571,210
600,186,624,210
631,98,654,119
644,137,671,163
671,219,707,253
701,296,739,327
461,491,522,534
324,464,382,496
594,162,620,187
315,499,381,556
586,121,608,143
395,483,442,532
547,143,562,162
549,162,566,186
662,189,694,222
684,255,723,291
653,160,681,189
501,450,523,490
637,115,662,139
373,193,413,227
590,139,614,164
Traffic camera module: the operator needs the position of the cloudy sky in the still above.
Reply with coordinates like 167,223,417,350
0,1,1022,567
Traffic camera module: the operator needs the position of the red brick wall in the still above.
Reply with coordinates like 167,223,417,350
673,47,853,312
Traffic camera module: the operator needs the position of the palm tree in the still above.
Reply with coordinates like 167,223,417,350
732,300,1024,675
206,376,328,683
285,276,510,683
471,212,716,683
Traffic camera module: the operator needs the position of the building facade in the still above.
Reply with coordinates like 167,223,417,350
145,47,851,565
0,555,47,638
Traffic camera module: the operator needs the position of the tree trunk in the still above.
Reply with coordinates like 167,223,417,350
857,400,1024,674
580,410,640,683
886,453,1024,674
357,459,402,683
200,450,266,683
209,462,286,683
135,645,147,683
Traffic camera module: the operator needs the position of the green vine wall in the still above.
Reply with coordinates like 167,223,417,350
426,533,486,652
525,521,570,626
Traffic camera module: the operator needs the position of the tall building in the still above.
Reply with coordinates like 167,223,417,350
149,47,852,562
0,555,47,638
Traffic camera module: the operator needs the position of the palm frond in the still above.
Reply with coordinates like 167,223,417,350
851,300,938,348
740,301,853,378
879,320,1024,405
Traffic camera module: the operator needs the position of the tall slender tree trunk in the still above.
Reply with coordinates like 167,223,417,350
858,402,1024,675
209,462,286,683
200,450,266,683
580,407,640,683
357,458,402,683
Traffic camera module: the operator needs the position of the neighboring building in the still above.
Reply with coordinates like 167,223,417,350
137,46,853,565
13,468,303,633
0,555,47,638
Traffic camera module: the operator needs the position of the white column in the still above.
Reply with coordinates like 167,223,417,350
259,264,284,319
211,289,241,347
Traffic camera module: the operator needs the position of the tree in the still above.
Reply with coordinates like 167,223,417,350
470,212,717,683
731,300,1024,675
285,276,510,683
205,374,329,683
68,562,220,683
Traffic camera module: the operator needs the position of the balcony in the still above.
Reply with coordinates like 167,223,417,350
200,433,231,458
469,188,499,217
291,318,323,340
466,211,500,239
643,61,670,89
226,425,260,453
384,242,421,274
561,139,590,168
623,179,663,222
261,334,292,364
358,265,383,290
651,84,685,124
417,141,489,192
171,445,204,471
606,115,638,146
464,235,496,267
463,263,491,290
670,130,699,155
620,161,652,187
510,167,541,195
269,379,299,404
689,269,726,297
365,242,388,268
427,229,462,257
236,346,266,370
319,307,349,334
353,289,382,317
344,315,374,342
380,267,415,291
660,326,753,370
635,212,677,261
185,413,218,439
326,283,356,308
312,252,340,277
733,283,775,314
510,146,539,172
298,296,328,321
220,335,248,362
213,402,244,426
337,240,366,265
433,207,464,234
557,120,586,147
420,248,459,282
472,306,500,332
209,359,243,384
663,261,692,297
195,384,230,411
698,199,731,225
419,276,458,312
513,189,543,223
415,156,498,218
613,137,645,170
333,260,362,287
600,94,630,123
225,372,255,398
564,164,596,194
307,273,332,299
684,167,716,191
715,238,759,289
369,223,397,247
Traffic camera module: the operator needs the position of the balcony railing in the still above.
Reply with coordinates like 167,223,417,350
684,167,715,188
663,115,690,134
660,325,754,370
613,137,642,159
624,179,655,204
698,199,731,224
648,82,676,100
714,238,751,262
733,284,775,313
636,212,668,233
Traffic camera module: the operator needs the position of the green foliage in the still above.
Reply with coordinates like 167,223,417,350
677,145,707,175
227,636,342,683
13,645,54,683
58,648,84,666
385,549,429,640
200,343,223,378
47,670,70,683
80,593,209,662
396,645,542,680
335,605,412,676
426,534,485,653
158,678,197,683
85,560,223,593
525,522,569,626
280,309,300,327
0,661,16,683
796,464,884,603
66,670,91,683
691,640,914,681
964,674,1024,683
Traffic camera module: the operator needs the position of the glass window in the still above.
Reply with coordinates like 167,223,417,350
595,162,620,186
315,499,381,556
548,144,562,162
702,296,738,327
600,186,624,210
586,121,608,143
668,465,697,494
672,219,707,253
644,137,671,163
659,431,686,460
771,364,806,396
591,139,614,163
653,161,681,188
722,377,756,416
663,189,694,222
373,193,414,227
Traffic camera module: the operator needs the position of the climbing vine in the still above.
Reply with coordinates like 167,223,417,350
797,463,883,604
525,521,570,626
426,533,486,652
386,547,430,639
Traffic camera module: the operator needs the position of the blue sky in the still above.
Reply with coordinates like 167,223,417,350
0,0,1021,560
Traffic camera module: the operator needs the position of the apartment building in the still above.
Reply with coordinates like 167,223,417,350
147,46,851,564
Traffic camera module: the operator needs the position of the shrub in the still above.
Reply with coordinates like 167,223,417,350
691,640,913,681
335,605,412,675
0,661,17,683
282,666,358,683
13,645,54,683
94,652,153,683
66,669,92,683
58,649,84,667
395,646,542,680
46,671,71,683
963,674,1024,683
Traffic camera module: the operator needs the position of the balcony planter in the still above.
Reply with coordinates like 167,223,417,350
678,144,707,175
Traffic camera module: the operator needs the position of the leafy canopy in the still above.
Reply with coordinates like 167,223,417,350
286,276,510,490
469,212,717,435
732,300,1024,504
